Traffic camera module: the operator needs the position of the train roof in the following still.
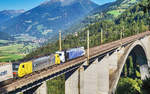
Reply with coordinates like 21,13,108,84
32,55,51,63
0,62,11,66
12,61,22,65
66,47,84,52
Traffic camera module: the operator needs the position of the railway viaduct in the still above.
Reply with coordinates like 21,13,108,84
0,31,150,94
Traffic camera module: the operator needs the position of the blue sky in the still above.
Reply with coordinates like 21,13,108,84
0,0,115,11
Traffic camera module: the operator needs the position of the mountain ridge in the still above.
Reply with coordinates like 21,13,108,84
66,0,140,34
0,0,98,39
0,9,25,24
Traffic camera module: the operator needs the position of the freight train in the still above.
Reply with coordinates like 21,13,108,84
0,47,85,83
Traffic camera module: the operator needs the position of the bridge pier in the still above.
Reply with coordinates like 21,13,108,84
84,57,109,94
65,63,84,94
65,56,109,94
108,47,125,94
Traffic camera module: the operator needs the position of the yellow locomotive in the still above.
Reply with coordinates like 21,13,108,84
13,54,60,77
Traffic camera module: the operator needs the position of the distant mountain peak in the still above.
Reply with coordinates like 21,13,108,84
41,0,75,6
0,0,98,39
41,0,92,6
51,0,75,2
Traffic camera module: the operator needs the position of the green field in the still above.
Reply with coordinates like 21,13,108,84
0,44,24,62
0,34,39,62
0,54,23,62
107,0,138,17
0,43,37,62
107,10,122,17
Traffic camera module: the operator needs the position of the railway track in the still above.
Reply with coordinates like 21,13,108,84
0,31,150,93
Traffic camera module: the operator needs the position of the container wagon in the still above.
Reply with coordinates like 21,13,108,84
0,63,13,83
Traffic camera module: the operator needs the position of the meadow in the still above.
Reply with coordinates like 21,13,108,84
0,39,38,62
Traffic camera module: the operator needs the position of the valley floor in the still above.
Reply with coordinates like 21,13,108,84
0,39,38,62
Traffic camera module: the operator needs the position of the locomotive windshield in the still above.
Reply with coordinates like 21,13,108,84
59,53,62,56
12,63,20,71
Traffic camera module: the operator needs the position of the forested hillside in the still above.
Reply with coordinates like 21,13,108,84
24,0,150,60
66,0,140,34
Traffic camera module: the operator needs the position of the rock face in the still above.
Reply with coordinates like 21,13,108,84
0,0,98,38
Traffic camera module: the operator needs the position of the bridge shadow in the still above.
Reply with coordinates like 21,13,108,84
23,84,41,94
0,87,8,94
0,79,14,94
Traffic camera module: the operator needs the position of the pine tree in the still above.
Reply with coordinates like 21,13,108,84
124,64,128,77
129,56,134,77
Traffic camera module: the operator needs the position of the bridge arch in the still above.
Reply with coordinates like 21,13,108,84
120,40,149,80
113,40,150,93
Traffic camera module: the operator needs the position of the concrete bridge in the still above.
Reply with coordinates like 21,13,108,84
0,31,150,94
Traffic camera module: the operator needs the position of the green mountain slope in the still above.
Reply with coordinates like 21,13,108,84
0,0,98,39
107,0,139,17
24,0,150,60
66,0,140,34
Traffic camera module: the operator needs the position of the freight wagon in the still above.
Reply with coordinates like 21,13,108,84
0,63,13,82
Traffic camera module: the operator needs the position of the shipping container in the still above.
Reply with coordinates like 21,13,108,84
66,47,85,60
0,63,13,82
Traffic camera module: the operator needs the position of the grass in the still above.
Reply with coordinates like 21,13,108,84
0,34,39,62
0,44,24,62
107,10,122,17
107,0,138,17
0,43,37,62
0,54,23,62
0,44,23,52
